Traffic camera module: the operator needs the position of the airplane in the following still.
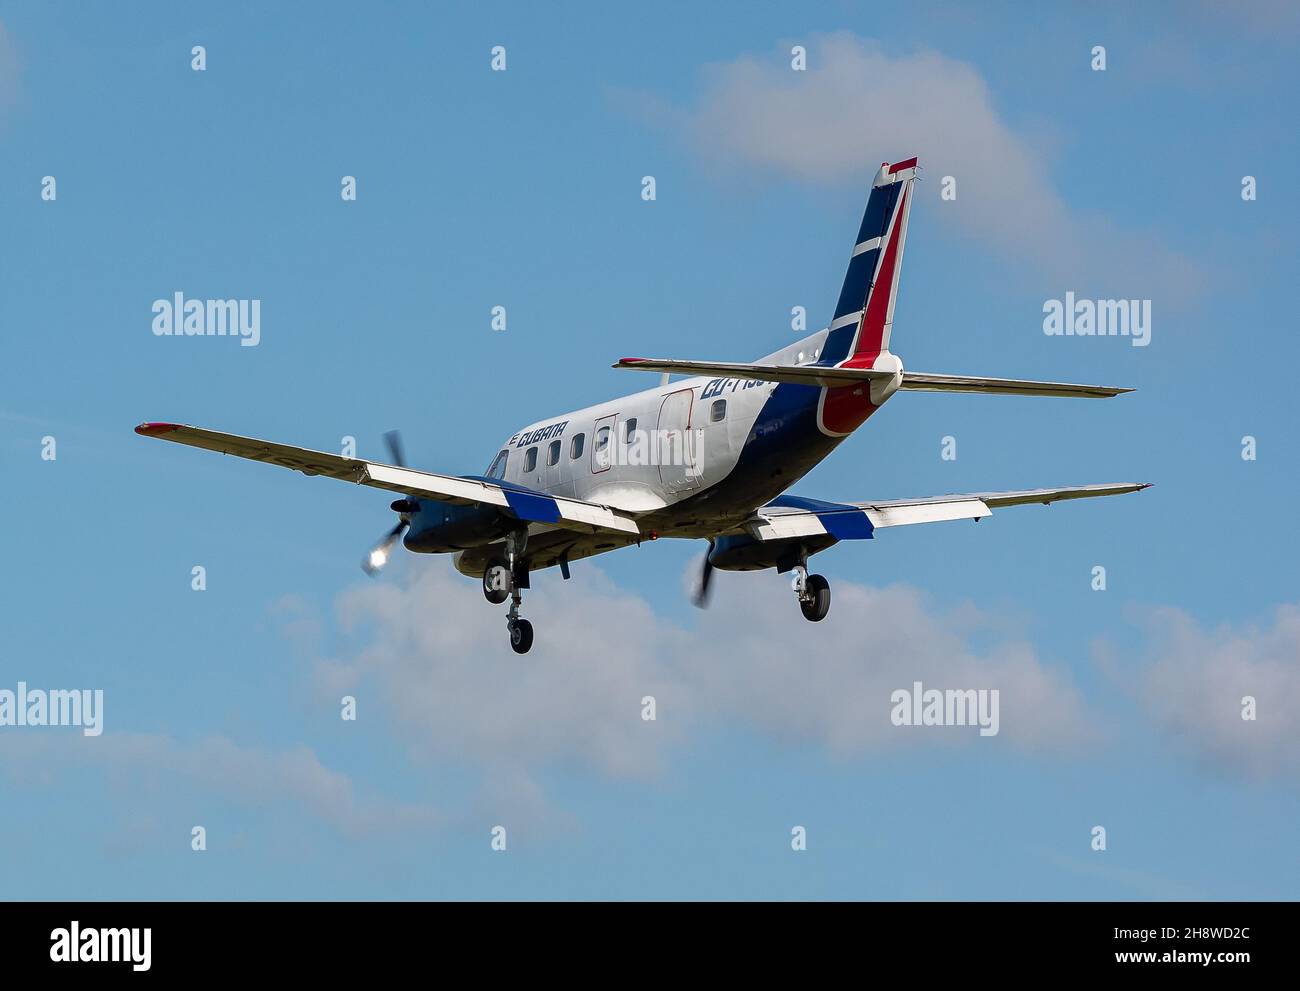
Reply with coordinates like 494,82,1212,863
135,156,1149,654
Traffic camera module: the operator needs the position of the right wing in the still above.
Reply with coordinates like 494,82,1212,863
748,483,1151,541
133,422,640,536
615,358,1131,398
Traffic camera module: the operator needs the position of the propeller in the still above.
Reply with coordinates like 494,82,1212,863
692,540,715,608
361,430,416,576
383,429,407,468
362,519,409,576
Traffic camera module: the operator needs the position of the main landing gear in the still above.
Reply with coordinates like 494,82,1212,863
792,564,831,622
483,530,535,654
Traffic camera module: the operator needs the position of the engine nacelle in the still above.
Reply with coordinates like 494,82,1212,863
403,500,516,553
708,532,837,573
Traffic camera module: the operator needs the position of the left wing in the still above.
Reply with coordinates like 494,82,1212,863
134,422,640,536
747,483,1151,542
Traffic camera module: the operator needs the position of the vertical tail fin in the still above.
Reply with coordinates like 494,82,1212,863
819,158,917,369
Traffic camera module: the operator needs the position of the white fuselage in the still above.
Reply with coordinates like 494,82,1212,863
489,331,842,515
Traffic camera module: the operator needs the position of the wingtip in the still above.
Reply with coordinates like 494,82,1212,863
134,421,180,436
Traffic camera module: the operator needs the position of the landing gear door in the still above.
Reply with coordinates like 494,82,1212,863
656,388,700,494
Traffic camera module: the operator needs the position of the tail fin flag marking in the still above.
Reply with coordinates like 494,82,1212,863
818,158,917,436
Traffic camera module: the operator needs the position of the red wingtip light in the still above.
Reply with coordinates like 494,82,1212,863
135,422,180,436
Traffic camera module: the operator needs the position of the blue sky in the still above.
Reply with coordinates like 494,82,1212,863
1,1,1298,899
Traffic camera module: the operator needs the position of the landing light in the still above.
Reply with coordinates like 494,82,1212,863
368,548,388,570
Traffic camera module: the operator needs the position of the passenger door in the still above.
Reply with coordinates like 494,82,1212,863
591,414,617,474
656,389,700,494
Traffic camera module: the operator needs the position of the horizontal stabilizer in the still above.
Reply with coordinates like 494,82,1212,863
614,357,891,389
616,360,1130,398
899,372,1131,398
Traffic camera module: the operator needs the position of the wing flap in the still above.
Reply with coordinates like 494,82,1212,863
135,422,640,535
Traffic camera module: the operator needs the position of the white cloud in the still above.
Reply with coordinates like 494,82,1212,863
636,33,1200,300
1127,603,1300,778
305,558,1094,796
0,732,438,838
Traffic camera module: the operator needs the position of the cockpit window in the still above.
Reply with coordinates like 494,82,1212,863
487,450,509,479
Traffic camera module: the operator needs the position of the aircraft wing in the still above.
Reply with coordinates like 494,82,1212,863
747,483,1151,541
133,422,640,536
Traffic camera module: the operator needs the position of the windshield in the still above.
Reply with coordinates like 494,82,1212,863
487,450,509,479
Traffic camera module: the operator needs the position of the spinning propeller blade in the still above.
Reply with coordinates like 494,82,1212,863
692,542,715,608
361,431,416,576
362,519,409,576
383,429,407,468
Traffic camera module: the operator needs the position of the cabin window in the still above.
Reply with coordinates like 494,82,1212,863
593,424,614,472
487,450,508,479
570,433,585,459
547,439,561,466
523,446,537,472
710,399,727,422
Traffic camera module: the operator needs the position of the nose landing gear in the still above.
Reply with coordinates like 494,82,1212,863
792,564,831,622
506,599,534,654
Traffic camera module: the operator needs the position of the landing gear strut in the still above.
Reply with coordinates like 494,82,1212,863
792,563,831,622
488,529,535,654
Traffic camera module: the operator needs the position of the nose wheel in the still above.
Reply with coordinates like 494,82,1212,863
792,565,831,622
508,617,534,654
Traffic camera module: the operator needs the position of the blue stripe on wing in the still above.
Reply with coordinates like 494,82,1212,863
764,495,875,540
459,474,563,524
